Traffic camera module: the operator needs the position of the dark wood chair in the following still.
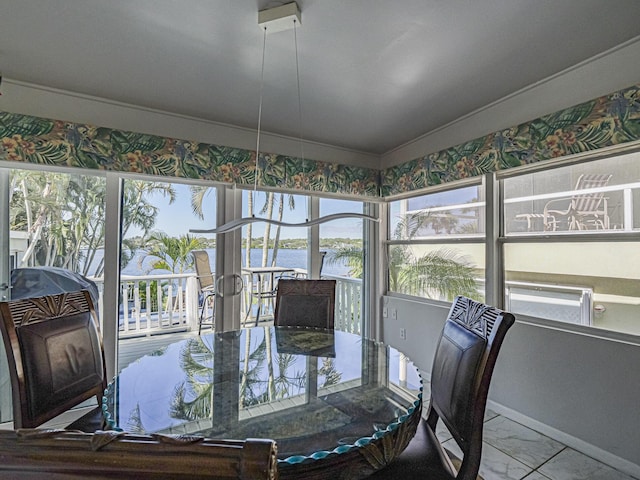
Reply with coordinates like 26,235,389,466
273,279,336,329
0,429,277,479
368,296,515,480
0,290,107,431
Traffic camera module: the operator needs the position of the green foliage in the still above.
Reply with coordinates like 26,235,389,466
328,211,479,301
143,232,207,274
9,172,175,276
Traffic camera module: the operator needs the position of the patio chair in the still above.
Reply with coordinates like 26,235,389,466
273,279,336,329
368,296,515,480
543,173,612,231
0,290,107,431
192,249,216,334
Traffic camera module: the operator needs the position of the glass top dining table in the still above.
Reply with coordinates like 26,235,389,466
103,326,423,480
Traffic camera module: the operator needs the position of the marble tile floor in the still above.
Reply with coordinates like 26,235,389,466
438,409,637,480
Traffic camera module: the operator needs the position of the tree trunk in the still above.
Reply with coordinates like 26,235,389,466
271,194,285,267
261,193,274,267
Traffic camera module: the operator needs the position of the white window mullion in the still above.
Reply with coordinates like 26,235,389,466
103,173,123,380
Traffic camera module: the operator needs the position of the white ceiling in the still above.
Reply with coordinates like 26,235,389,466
1,0,640,156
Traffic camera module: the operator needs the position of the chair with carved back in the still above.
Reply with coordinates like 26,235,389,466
0,429,278,480
0,290,107,431
368,296,515,480
273,279,336,329
192,249,217,334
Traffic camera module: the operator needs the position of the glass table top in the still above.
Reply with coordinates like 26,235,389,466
103,326,423,466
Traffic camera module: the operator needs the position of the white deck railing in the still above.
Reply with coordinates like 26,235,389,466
92,272,362,338
323,274,363,335
117,273,199,338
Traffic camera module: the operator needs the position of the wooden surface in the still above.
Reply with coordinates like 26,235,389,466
0,429,278,480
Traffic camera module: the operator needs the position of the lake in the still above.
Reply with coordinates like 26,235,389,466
115,248,353,277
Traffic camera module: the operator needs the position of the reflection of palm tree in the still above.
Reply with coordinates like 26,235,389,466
319,358,342,388
240,329,315,408
170,339,214,421
126,403,145,433
272,353,306,399
240,336,268,407
170,333,344,420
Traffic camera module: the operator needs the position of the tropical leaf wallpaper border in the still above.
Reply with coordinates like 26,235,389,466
0,112,381,198
381,83,640,197
1,83,639,198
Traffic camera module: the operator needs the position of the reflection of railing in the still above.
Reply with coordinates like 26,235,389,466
92,272,361,337
507,181,640,233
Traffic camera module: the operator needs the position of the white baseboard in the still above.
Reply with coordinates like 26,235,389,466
487,400,640,480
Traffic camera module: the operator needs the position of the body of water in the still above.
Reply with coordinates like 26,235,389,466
112,248,352,277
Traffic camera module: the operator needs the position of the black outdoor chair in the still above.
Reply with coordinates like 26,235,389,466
273,279,336,329
192,250,216,334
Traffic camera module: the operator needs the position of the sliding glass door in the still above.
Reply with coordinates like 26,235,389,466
0,166,375,421
117,178,221,371
0,164,107,420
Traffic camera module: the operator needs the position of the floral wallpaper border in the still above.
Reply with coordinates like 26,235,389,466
0,112,381,198
2,82,639,199
381,83,640,197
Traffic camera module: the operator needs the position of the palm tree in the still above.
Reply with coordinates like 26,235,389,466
9,172,173,276
387,246,478,300
143,232,206,274
327,211,479,301
269,193,296,267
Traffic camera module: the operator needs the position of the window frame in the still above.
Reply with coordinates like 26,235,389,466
384,176,488,304
384,141,640,342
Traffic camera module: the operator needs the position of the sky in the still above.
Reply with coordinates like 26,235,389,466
133,183,365,240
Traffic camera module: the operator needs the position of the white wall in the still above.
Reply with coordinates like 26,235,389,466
381,295,640,478
382,37,640,168
0,79,379,169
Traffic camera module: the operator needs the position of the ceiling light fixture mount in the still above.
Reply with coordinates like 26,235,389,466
191,2,379,235
258,2,301,33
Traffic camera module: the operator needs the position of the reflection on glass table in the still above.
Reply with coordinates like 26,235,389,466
104,326,423,480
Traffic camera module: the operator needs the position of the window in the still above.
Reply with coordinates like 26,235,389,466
504,152,640,235
387,148,640,338
387,184,485,302
320,198,366,334
502,150,640,335
240,190,369,334
3,166,107,422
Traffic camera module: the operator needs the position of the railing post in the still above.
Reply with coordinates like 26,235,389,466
623,187,633,231
185,276,199,331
